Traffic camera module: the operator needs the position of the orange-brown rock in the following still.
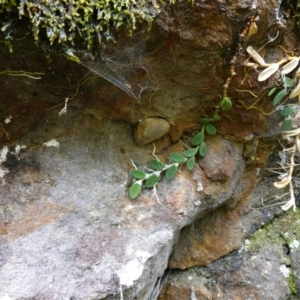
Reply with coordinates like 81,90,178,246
199,135,244,181
168,167,266,269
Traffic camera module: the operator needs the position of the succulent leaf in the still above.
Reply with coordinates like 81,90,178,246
191,132,204,146
169,153,187,163
186,156,195,171
130,181,142,199
166,165,178,180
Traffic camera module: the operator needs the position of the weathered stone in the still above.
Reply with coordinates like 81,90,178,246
168,169,280,269
133,117,171,145
0,112,247,299
291,250,300,298
0,0,297,298
198,135,244,181
159,246,290,300
157,272,212,300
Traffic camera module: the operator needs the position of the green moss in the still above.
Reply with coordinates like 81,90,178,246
0,0,179,54
244,209,300,296
287,271,298,296
246,209,300,253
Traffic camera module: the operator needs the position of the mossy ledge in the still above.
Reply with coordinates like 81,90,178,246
0,0,179,57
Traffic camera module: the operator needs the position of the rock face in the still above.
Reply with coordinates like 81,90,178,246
0,0,298,299
0,115,247,299
159,246,290,300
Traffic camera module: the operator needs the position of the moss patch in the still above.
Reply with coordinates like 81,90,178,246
245,209,300,298
0,0,180,54
246,209,300,252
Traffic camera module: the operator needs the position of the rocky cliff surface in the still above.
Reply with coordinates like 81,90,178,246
0,0,299,299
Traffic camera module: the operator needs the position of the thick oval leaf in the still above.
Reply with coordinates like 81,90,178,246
285,77,294,88
289,81,300,98
272,89,286,106
282,118,293,131
205,123,217,135
166,165,178,180
169,152,186,163
183,147,198,158
258,63,279,82
199,142,207,157
132,169,147,180
191,132,204,146
281,57,299,74
220,97,232,111
129,182,142,199
186,156,195,171
145,174,159,188
279,106,295,117
149,159,165,171
212,114,221,122
268,87,277,96
198,117,212,124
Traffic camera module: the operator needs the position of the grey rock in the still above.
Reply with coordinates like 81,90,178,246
159,246,290,300
0,115,246,299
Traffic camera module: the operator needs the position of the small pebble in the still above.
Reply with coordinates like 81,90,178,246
133,117,170,145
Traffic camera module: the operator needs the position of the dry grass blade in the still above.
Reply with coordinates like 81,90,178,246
274,175,291,188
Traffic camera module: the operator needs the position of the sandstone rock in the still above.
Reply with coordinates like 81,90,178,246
168,168,281,269
0,0,296,298
133,117,171,145
159,246,290,300
157,272,212,300
0,113,247,299
198,135,243,181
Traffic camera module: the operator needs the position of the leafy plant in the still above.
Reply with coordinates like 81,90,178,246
129,33,236,200
267,76,295,130
249,46,300,210
129,122,218,199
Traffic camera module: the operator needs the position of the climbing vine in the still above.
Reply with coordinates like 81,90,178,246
128,3,300,208
128,9,258,200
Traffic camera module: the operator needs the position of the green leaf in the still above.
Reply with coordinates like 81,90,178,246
191,132,204,146
285,77,294,87
183,147,198,158
199,142,207,157
169,152,187,163
166,165,178,180
205,123,217,135
220,97,232,111
282,118,293,131
272,89,286,106
129,182,142,199
149,159,165,171
145,174,159,188
268,87,277,96
198,117,212,124
186,156,195,171
132,169,147,180
212,114,221,122
279,106,295,117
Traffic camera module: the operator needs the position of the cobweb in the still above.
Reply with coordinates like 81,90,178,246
78,31,158,103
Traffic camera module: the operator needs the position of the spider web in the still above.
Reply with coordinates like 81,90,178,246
79,31,157,103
